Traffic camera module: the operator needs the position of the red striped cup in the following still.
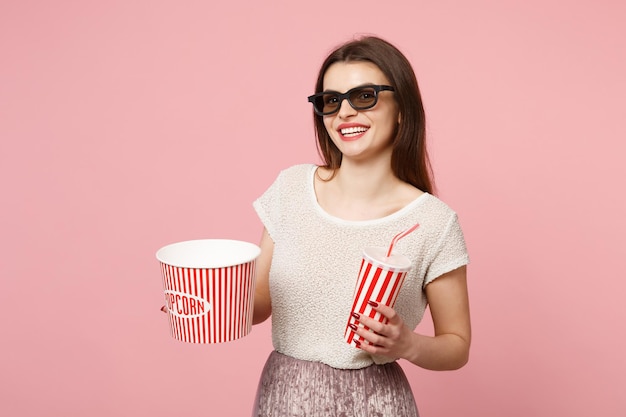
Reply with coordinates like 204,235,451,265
345,246,412,347
156,239,261,344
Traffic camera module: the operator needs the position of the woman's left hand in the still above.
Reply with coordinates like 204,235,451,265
353,267,471,370
352,301,418,360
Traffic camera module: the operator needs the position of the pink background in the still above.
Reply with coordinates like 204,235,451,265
1,1,625,416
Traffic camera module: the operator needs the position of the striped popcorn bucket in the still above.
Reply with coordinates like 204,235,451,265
156,239,261,344
345,246,412,347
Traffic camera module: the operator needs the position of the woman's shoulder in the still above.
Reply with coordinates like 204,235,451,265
264,163,317,195
277,163,317,179
421,193,456,211
414,193,461,225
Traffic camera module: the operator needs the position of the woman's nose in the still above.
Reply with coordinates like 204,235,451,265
336,98,357,118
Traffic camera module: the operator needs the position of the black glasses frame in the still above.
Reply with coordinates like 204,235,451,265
307,85,395,116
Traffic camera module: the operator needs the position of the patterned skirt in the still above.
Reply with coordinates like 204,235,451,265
252,351,419,417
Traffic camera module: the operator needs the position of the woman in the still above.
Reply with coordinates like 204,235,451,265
252,36,471,416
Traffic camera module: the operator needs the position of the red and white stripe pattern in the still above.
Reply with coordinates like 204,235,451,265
345,258,408,346
160,261,256,344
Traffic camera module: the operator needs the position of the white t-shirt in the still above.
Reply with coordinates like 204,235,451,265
253,164,469,369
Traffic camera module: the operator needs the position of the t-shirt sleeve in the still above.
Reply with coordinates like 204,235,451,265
423,213,470,286
252,170,283,242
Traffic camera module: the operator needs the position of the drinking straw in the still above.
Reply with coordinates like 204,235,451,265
386,222,420,257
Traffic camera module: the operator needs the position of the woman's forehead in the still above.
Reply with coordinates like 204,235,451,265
322,61,389,92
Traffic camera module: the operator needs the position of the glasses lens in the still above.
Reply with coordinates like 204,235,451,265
349,87,377,110
315,93,339,114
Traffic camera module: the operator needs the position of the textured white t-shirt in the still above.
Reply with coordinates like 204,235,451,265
253,164,469,369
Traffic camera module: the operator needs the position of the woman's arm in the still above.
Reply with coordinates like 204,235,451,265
252,228,274,324
354,266,471,370
410,265,471,369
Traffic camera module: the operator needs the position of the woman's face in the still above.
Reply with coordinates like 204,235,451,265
322,61,400,163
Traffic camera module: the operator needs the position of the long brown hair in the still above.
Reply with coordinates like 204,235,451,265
312,36,435,195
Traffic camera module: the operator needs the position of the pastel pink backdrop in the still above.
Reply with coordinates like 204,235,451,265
1,1,624,416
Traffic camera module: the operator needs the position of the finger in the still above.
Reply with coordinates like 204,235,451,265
355,313,386,334
352,316,389,344
354,325,387,348
367,301,401,325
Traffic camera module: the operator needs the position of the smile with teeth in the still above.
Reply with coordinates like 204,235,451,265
340,126,369,137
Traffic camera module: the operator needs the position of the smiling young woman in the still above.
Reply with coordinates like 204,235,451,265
251,36,471,417
311,36,432,195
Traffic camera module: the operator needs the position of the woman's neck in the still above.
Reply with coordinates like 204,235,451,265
331,158,399,201
315,157,420,221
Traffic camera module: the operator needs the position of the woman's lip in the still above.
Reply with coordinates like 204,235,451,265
340,132,366,141
337,123,368,131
